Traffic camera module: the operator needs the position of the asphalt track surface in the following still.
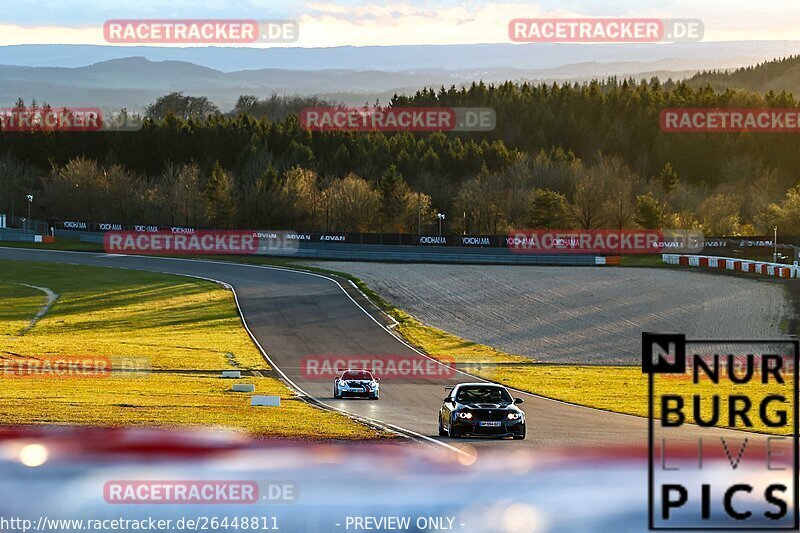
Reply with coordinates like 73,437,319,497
0,248,775,456
301,262,791,364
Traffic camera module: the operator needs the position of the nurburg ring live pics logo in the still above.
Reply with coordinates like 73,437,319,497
643,333,799,530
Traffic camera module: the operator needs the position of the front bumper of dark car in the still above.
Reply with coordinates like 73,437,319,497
451,417,525,437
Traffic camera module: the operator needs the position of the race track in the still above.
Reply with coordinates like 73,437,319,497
301,262,792,364
0,248,767,455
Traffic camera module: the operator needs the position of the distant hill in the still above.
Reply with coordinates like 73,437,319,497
0,56,706,112
688,55,800,96
4,42,800,111
3,42,800,72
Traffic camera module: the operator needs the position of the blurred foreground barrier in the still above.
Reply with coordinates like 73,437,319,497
663,254,798,279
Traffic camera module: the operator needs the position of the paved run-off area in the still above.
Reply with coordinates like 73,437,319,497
302,263,793,364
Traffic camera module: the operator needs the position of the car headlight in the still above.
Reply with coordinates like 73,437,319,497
457,412,473,419
370,380,378,387
338,381,347,388
507,412,522,420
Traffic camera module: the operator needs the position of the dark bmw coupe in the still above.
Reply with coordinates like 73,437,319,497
438,383,525,439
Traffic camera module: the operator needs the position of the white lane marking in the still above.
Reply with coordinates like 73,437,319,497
348,278,399,328
243,261,649,419
0,247,648,421
155,270,470,457
14,282,59,335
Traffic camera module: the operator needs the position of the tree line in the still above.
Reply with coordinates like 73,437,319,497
3,77,800,236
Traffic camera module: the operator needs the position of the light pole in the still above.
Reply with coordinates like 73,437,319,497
437,212,445,236
25,194,33,233
774,226,778,263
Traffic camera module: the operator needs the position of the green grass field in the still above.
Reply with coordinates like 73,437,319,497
0,259,386,439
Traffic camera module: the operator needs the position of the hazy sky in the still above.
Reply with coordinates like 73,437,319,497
0,0,798,47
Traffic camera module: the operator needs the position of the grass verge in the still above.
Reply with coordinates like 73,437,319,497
0,260,386,440
0,239,104,252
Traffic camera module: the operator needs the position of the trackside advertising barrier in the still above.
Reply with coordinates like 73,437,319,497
662,254,800,279
54,219,737,253
508,229,704,254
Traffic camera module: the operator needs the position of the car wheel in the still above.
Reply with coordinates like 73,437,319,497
447,418,460,438
333,385,340,399
512,424,526,440
438,415,447,437
370,392,379,400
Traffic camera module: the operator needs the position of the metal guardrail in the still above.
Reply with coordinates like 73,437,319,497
0,228,44,243
56,229,101,241
59,230,603,265
292,243,600,265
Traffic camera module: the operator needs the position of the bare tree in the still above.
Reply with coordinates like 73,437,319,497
327,173,380,231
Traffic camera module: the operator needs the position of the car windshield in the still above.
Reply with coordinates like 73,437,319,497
456,386,513,404
342,371,373,381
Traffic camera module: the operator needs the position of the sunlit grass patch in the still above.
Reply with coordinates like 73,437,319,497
470,364,793,435
0,281,43,336
0,260,385,440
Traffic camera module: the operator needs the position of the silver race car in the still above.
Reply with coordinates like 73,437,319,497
333,369,380,400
